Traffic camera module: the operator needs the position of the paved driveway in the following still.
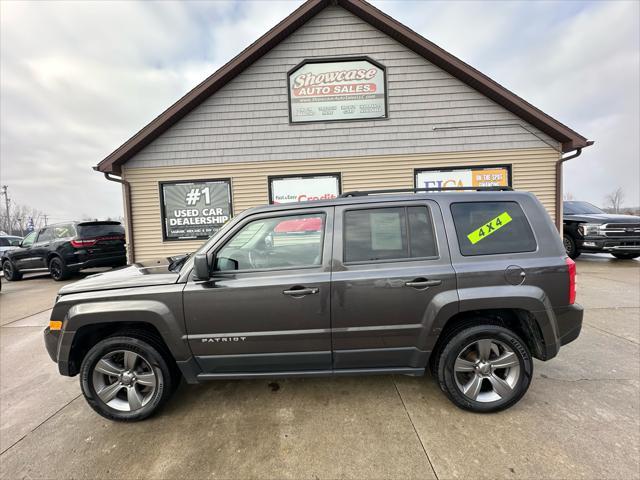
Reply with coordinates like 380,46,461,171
1,257,638,479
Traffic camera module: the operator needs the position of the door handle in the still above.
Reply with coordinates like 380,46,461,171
283,287,319,296
404,278,442,289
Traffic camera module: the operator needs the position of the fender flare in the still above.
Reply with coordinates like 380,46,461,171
58,300,192,366
419,285,560,359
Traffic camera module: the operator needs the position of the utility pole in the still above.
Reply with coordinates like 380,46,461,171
43,214,49,226
1,185,10,234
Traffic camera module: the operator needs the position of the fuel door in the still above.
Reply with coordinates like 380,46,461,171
505,265,526,286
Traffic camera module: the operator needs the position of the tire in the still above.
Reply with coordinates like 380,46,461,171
563,234,580,259
2,260,23,281
80,335,177,421
612,253,639,260
48,256,71,281
435,324,533,413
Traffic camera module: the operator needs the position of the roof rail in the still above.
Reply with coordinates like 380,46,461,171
339,186,513,197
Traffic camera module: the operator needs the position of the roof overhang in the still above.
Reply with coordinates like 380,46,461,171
96,0,591,175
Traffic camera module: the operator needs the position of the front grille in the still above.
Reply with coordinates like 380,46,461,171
602,223,640,237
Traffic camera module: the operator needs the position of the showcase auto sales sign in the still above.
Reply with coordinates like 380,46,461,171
289,59,386,123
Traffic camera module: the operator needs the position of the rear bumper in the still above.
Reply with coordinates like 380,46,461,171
555,304,584,347
68,254,126,270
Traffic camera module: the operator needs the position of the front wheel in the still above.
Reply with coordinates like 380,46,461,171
612,253,639,260
436,325,533,413
2,260,23,281
80,336,177,421
563,234,580,259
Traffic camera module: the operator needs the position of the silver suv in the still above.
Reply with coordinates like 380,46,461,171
44,189,582,421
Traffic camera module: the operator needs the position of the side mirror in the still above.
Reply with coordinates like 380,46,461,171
193,253,211,280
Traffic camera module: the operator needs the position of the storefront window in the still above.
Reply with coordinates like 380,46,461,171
160,179,232,241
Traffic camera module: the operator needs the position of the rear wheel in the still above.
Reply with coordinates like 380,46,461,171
563,234,580,259
80,336,176,421
436,324,533,413
49,257,71,281
612,253,639,260
2,260,22,281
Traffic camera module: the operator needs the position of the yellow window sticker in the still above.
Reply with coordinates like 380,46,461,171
467,212,512,245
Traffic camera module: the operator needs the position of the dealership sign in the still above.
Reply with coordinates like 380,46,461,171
288,58,386,123
415,166,511,190
269,175,340,204
160,180,232,240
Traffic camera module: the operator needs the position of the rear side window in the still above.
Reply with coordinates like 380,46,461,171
53,224,76,239
450,201,536,256
77,223,124,238
344,206,437,263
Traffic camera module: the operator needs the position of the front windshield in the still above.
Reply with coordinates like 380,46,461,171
564,201,604,215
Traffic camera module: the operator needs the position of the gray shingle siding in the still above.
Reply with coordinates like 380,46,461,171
127,5,559,169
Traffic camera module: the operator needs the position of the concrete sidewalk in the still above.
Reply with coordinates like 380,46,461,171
1,256,638,479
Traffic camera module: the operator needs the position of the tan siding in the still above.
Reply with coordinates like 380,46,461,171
123,147,560,261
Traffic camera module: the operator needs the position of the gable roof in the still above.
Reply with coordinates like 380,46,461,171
96,0,591,174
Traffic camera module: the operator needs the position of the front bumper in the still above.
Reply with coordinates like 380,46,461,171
43,326,74,375
43,326,59,362
579,236,640,253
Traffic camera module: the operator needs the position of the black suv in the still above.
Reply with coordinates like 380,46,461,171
2,221,126,281
563,201,640,260
44,190,582,421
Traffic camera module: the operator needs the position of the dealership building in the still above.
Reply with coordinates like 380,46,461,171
96,0,591,262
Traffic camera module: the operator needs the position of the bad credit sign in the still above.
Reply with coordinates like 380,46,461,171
288,58,386,123
270,175,340,204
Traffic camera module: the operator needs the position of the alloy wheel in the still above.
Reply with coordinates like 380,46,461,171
50,260,62,280
3,262,12,278
92,350,158,412
453,339,521,403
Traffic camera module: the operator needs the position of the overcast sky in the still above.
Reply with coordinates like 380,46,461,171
1,0,638,223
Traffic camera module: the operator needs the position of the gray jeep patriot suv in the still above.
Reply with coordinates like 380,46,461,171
44,189,582,421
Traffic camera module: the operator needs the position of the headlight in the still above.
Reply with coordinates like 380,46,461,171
578,223,603,236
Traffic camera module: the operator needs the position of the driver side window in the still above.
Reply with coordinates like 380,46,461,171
215,213,325,272
21,231,37,248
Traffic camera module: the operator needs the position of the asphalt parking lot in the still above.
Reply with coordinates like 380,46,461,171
0,256,638,480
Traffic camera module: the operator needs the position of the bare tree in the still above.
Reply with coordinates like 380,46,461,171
0,198,43,236
604,187,625,213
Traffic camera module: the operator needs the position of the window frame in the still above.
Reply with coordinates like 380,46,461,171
213,211,328,274
449,200,538,257
342,204,440,265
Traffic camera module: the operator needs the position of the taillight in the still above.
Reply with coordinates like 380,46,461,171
565,257,576,304
71,238,97,248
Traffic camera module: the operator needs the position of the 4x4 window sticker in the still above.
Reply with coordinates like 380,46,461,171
467,212,513,245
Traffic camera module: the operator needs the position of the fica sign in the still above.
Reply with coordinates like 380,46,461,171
288,57,387,123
